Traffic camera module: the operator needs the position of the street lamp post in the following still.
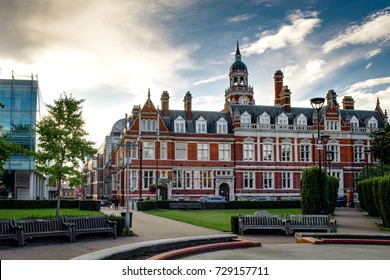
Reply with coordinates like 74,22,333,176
138,138,143,201
327,151,334,174
310,97,325,214
376,131,385,176
321,134,330,171
364,149,370,178
117,141,137,235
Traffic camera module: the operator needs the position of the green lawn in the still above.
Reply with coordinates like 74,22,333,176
0,209,104,220
144,208,302,232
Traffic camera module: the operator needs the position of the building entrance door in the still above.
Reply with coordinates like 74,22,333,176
219,183,230,201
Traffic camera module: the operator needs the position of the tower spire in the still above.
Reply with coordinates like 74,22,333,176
235,40,241,61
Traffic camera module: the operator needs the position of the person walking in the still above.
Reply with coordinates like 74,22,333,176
114,198,119,210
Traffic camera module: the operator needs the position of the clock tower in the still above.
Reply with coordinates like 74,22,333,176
224,41,254,110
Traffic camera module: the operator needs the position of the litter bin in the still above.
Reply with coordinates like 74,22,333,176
121,211,133,228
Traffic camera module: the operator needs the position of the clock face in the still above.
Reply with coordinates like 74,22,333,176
239,96,249,105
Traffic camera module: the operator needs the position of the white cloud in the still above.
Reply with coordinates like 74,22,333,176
366,48,382,59
322,8,390,54
305,59,326,82
193,75,226,86
227,13,256,23
242,10,321,55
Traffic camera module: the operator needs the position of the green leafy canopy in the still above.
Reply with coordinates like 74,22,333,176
35,93,97,187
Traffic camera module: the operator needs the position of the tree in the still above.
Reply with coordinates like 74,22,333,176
0,103,20,177
370,125,390,165
35,94,96,217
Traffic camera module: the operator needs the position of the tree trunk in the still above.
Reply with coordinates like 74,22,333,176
56,179,62,217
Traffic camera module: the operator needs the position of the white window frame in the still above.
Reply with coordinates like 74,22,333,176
282,172,292,189
241,111,251,124
243,141,254,161
219,143,230,161
277,113,289,125
295,113,307,126
281,141,292,162
143,141,154,159
172,170,183,189
244,172,255,189
262,142,273,161
216,118,228,134
160,141,167,160
175,142,187,160
201,170,213,189
354,145,364,163
300,143,311,162
258,112,270,125
366,117,378,128
196,116,207,133
263,172,274,189
174,116,186,133
350,116,359,128
197,143,209,161
328,143,340,162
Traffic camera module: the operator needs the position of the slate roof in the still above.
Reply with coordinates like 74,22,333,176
160,110,232,134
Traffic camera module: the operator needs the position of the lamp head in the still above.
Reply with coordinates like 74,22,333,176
310,97,325,110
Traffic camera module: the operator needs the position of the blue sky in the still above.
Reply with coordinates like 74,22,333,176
1,0,389,146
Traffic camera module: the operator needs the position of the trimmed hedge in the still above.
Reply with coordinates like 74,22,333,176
142,200,301,211
378,175,390,228
0,199,101,211
357,179,380,217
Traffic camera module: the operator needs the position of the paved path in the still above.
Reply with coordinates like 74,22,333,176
0,206,388,260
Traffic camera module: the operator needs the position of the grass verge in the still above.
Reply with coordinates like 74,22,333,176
144,208,302,232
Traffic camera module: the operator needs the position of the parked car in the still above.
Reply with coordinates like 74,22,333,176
198,196,227,203
336,196,347,207
249,197,270,201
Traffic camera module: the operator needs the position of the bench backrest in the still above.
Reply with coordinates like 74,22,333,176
0,220,14,234
15,218,64,233
287,215,331,226
239,215,284,226
64,216,109,230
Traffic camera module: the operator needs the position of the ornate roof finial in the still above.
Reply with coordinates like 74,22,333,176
235,40,241,61
147,88,151,106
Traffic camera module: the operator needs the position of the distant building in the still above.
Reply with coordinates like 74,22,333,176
109,43,388,203
84,118,126,200
0,74,46,199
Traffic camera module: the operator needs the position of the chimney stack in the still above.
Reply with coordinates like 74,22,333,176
160,91,170,117
274,70,284,106
280,86,292,113
184,91,192,120
342,96,355,110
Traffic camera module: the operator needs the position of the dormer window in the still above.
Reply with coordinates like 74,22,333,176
366,116,378,128
241,111,251,124
216,117,228,134
174,116,185,133
350,116,359,128
277,112,289,125
295,113,307,126
196,116,207,133
258,112,270,125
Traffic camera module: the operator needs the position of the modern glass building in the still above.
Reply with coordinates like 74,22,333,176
0,74,46,199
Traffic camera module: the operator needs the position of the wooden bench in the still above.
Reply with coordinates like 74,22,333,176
238,214,288,235
286,214,337,235
170,202,203,210
14,218,74,246
64,216,117,241
0,220,23,247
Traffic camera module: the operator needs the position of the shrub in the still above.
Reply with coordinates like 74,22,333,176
107,214,126,236
357,179,380,217
326,176,339,214
137,200,156,211
231,216,239,234
378,175,390,228
79,200,101,211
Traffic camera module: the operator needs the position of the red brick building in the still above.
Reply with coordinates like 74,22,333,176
112,43,388,204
